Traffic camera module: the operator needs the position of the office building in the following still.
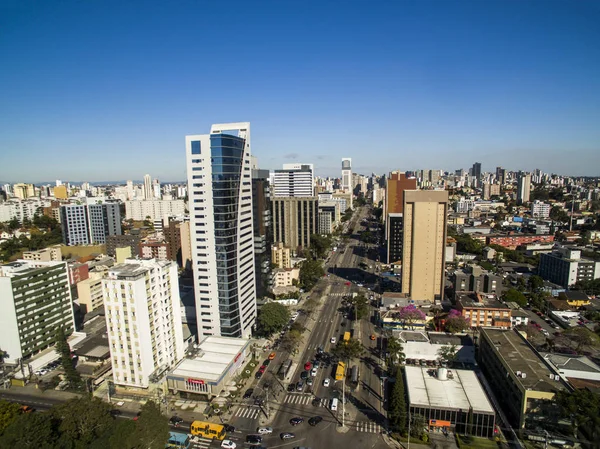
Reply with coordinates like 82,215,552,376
384,172,417,264
102,259,185,389
341,158,352,192
54,185,68,199
0,260,75,365
272,163,314,197
318,200,340,234
405,366,495,437
452,265,503,296
478,328,566,429
179,220,192,271
531,200,551,218
186,122,256,339
143,174,153,200
252,168,273,299
471,162,482,180
495,167,505,184
60,203,122,246
517,172,531,205
272,196,318,251
124,199,185,221
163,217,186,264
538,246,600,288
401,190,448,301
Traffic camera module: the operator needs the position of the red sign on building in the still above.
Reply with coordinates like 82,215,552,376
187,378,204,385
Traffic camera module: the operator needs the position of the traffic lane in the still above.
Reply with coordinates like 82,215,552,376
0,392,65,412
522,309,558,334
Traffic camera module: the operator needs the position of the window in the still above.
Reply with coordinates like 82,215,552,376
191,141,201,154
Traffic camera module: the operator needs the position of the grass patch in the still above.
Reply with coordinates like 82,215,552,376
237,357,258,382
456,434,502,449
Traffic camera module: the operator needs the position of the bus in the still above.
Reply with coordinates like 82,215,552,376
343,331,351,342
166,432,190,449
190,421,226,440
335,361,346,381
351,365,359,386
278,359,292,380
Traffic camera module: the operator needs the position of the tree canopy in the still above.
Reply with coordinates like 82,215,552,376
299,258,324,290
349,294,369,321
331,338,363,362
256,302,290,336
444,309,470,334
55,327,82,389
388,367,407,433
437,344,458,365
386,336,405,368
502,288,528,307
309,234,332,259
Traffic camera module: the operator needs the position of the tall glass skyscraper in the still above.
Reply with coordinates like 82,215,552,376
186,123,256,339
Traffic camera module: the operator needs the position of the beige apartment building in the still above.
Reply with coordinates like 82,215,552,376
402,190,448,301
22,245,62,262
271,242,291,268
76,272,104,314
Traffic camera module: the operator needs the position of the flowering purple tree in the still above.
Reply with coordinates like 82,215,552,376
395,305,427,329
445,309,470,334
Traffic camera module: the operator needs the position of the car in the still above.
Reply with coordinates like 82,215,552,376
259,365,267,373
300,371,308,379
133,411,142,421
290,417,304,426
312,397,321,406
288,383,296,392
308,416,323,426
255,371,263,379
169,415,183,426
224,424,236,432
221,440,237,449
263,359,271,366
296,380,304,391
304,362,312,371
268,352,276,360
370,334,376,340
330,337,337,344
311,367,317,377
257,426,273,434
246,434,262,444
306,378,313,386
280,432,296,440
317,345,324,354
313,361,320,368
244,388,254,399
323,378,330,387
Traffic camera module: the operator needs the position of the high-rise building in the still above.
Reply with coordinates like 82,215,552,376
143,174,153,200
124,199,185,221
186,122,256,339
0,260,75,365
341,158,352,192
272,196,318,251
273,164,314,197
60,203,122,246
252,168,273,299
517,172,531,205
102,259,184,388
472,162,482,180
384,172,417,264
401,190,448,301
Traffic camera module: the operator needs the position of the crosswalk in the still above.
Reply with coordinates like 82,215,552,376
283,393,315,406
354,421,382,433
329,293,346,297
190,436,213,448
232,405,260,419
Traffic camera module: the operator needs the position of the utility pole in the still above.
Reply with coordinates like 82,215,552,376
342,372,346,428
408,405,411,449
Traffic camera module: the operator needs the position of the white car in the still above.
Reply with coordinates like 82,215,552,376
257,426,273,434
330,337,336,344
221,440,237,449
311,367,317,377
323,378,331,387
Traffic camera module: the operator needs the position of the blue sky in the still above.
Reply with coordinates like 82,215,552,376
1,0,599,183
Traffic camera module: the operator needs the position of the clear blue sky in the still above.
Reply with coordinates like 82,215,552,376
1,0,599,183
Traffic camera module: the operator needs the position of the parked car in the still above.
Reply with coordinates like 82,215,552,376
259,365,267,373
221,440,236,449
280,432,295,440
246,435,262,444
296,381,304,391
311,367,317,377
289,417,304,426
330,337,337,344
304,362,312,371
323,378,331,387
169,415,183,426
257,427,273,434
268,352,276,360
255,371,263,379
244,388,254,399
308,416,323,426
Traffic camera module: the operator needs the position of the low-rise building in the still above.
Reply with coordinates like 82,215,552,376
487,233,554,250
22,244,62,262
76,272,104,314
558,290,590,307
538,246,600,287
271,267,300,288
455,292,512,328
167,336,251,399
478,328,566,429
271,242,291,269
452,265,503,296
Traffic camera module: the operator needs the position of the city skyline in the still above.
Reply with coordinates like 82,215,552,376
1,0,599,182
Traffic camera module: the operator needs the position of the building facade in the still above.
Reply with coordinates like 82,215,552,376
401,190,448,301
102,259,184,389
517,172,531,205
341,158,352,192
252,168,273,299
539,246,600,287
60,203,122,246
272,196,318,251
384,172,418,264
271,242,291,269
186,122,256,339
76,272,104,314
531,200,551,218
455,292,512,328
452,265,503,296
124,199,185,221
0,260,75,365
272,163,314,197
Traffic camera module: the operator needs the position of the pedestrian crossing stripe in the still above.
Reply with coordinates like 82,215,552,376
354,422,381,433
283,394,314,405
232,406,260,419
191,436,212,448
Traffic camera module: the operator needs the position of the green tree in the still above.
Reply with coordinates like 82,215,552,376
550,206,569,223
388,367,407,433
562,327,600,353
386,336,405,369
53,396,113,448
7,217,20,231
127,400,169,449
0,411,59,448
331,338,364,363
410,414,427,438
0,400,21,435
349,294,369,321
503,288,527,307
108,420,136,449
309,234,332,259
527,275,544,292
555,388,600,440
55,327,82,388
437,344,458,366
280,329,303,355
444,310,470,334
299,258,324,290
256,303,290,336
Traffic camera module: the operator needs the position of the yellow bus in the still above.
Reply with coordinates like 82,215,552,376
190,421,226,440
343,331,351,342
335,361,346,381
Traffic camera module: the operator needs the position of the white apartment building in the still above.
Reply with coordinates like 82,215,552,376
125,199,185,221
0,260,75,365
0,199,45,223
102,259,184,389
186,122,256,339
341,158,352,192
531,200,551,218
272,163,314,197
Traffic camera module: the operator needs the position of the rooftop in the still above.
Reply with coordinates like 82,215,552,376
170,336,250,384
405,366,494,414
541,353,600,375
481,329,567,393
428,333,474,346
456,292,509,310
0,259,64,277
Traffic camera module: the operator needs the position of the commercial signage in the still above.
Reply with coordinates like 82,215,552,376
234,353,241,363
429,419,451,427
187,378,204,385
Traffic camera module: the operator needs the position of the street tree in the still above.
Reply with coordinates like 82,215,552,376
386,336,405,369
256,302,290,336
0,411,59,448
309,234,332,259
0,400,21,435
55,327,82,388
410,414,427,438
280,329,303,355
562,327,600,353
527,275,544,292
299,258,325,291
502,288,527,307
388,366,407,433
127,400,169,449
395,305,426,330
444,310,470,334
332,338,364,363
349,294,369,321
555,388,600,440
437,344,458,366
54,396,113,447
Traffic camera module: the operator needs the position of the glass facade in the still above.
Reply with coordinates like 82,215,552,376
210,134,244,337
